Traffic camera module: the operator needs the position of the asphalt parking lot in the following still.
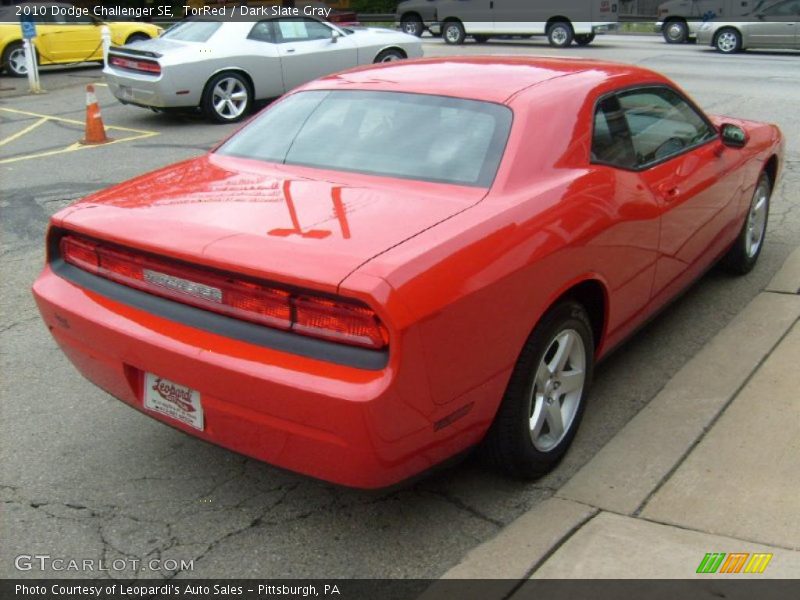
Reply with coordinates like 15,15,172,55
1,34,799,580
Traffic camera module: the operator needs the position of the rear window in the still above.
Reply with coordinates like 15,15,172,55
162,20,221,42
217,90,513,187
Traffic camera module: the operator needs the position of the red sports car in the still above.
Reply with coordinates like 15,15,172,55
33,57,783,489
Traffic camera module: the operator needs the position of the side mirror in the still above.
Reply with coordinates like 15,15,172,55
331,30,341,43
720,123,748,148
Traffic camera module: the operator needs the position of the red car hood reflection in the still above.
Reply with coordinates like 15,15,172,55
57,154,487,290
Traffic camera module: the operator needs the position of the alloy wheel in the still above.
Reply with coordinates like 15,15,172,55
8,46,27,76
529,329,586,452
211,78,248,120
745,178,769,258
717,31,739,53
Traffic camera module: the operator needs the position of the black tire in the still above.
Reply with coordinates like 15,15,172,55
483,301,594,479
442,20,466,45
125,33,151,45
574,33,595,46
473,34,489,43
547,21,574,48
374,48,405,63
400,14,424,37
720,172,771,275
2,41,30,77
714,27,743,54
201,71,253,124
662,19,688,44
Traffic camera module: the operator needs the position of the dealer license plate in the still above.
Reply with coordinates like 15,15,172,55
143,373,204,431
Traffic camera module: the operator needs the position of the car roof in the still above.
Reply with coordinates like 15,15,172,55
301,56,666,105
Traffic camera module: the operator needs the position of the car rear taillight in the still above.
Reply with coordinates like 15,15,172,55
109,55,161,75
59,235,388,350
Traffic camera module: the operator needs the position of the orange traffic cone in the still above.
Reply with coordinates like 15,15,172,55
80,84,110,145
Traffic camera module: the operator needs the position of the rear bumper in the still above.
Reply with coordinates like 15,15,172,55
104,66,199,109
32,265,493,488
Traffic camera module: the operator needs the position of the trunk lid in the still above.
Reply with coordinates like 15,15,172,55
57,155,486,291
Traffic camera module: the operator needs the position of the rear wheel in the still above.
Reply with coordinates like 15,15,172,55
547,21,574,48
714,28,743,54
400,15,424,37
575,33,595,46
663,19,688,44
483,301,594,478
720,172,770,275
3,42,29,77
442,20,466,45
374,48,405,62
201,72,252,124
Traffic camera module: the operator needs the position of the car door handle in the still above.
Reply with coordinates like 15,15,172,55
286,48,296,53
658,186,681,201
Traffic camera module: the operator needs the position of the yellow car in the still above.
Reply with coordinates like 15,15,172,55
1,2,162,77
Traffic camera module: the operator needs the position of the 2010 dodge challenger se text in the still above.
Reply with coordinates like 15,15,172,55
33,57,783,489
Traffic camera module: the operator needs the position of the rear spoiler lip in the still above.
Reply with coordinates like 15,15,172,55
108,46,163,60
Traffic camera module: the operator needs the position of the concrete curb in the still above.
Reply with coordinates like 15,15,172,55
766,245,800,294
641,321,800,550
531,512,800,579
424,498,596,597
558,291,800,515
429,250,800,584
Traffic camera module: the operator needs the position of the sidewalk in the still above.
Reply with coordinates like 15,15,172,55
426,247,800,593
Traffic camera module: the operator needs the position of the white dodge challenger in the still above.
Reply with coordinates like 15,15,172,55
104,17,424,122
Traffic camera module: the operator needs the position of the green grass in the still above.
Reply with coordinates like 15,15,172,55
617,22,659,34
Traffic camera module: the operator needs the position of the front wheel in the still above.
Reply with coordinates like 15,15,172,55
547,22,574,48
374,48,405,63
574,33,595,46
201,72,252,124
483,301,594,478
442,21,466,45
714,28,743,54
3,42,30,77
720,172,771,275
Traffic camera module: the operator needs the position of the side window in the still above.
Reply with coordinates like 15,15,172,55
617,87,716,167
592,95,637,169
248,21,275,43
762,0,800,16
276,19,333,43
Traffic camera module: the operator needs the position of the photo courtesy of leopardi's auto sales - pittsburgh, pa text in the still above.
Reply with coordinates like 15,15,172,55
12,583,339,598
12,2,335,21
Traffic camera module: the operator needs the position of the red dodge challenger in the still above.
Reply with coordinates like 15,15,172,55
33,57,783,488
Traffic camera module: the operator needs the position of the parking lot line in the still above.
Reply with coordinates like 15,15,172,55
0,117,48,148
0,107,159,165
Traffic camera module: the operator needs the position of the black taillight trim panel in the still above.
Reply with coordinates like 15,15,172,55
47,231,388,371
